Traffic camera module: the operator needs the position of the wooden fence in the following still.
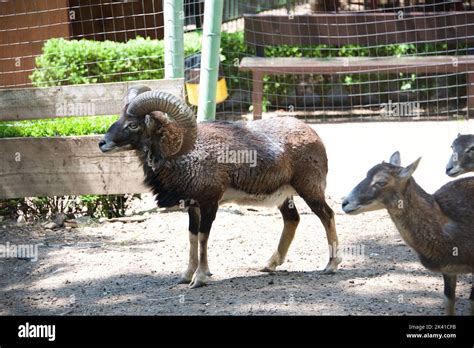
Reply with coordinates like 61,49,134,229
0,78,183,199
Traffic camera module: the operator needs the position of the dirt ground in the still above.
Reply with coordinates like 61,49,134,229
1,120,473,315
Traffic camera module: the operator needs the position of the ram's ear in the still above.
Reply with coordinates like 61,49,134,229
146,111,185,159
145,111,168,130
144,114,155,128
458,133,462,138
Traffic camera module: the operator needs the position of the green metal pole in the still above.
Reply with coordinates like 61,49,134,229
197,0,224,121
164,0,184,79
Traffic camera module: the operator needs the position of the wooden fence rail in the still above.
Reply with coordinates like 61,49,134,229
0,78,183,199
0,79,183,121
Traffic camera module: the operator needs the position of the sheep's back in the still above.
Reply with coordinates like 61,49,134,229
144,117,328,207
195,117,327,195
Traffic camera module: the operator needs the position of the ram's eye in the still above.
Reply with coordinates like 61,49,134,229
376,181,387,187
128,123,139,130
467,147,474,153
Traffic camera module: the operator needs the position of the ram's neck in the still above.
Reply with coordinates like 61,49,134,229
138,147,193,208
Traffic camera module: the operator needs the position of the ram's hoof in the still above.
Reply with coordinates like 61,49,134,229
178,276,191,284
189,279,206,289
321,257,342,274
259,266,276,273
178,270,195,284
189,270,208,288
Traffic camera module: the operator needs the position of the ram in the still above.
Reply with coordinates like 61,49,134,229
99,86,341,288
446,134,474,177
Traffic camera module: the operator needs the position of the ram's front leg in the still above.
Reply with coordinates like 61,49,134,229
179,206,200,284
190,203,218,289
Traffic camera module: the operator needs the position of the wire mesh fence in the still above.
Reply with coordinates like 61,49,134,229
1,0,473,128
216,0,474,121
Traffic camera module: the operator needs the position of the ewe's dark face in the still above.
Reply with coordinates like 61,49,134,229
342,152,420,215
99,112,146,153
446,134,474,177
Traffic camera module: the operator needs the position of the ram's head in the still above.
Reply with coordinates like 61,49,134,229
99,86,197,160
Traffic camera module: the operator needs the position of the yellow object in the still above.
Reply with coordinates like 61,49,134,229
186,78,228,106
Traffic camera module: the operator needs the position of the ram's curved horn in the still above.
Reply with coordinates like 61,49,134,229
126,90,197,158
124,85,152,104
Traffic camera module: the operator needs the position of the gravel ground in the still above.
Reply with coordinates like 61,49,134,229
0,119,473,315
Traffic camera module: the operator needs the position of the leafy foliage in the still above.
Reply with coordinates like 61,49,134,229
0,115,118,138
0,194,140,221
31,33,202,86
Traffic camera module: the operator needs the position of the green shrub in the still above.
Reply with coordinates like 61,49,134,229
31,32,200,86
220,31,253,90
0,115,118,138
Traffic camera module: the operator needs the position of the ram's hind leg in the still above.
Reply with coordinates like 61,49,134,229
443,273,457,315
296,188,341,274
261,198,300,272
179,206,200,284
189,203,218,289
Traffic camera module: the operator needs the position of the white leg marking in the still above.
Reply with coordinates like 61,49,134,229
179,232,198,284
190,232,210,288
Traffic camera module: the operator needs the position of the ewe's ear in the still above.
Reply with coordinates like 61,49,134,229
399,157,421,179
389,151,401,166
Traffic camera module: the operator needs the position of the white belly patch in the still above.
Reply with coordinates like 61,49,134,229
219,185,297,207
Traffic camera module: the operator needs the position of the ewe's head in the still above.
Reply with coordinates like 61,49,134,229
99,86,197,159
446,134,474,177
342,151,421,214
